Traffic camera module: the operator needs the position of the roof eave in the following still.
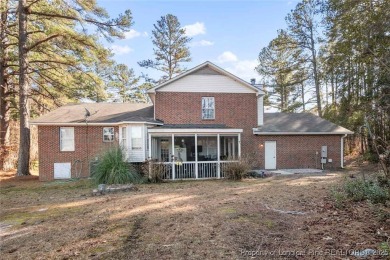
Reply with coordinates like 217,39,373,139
149,128,243,133
31,121,163,126
252,130,354,135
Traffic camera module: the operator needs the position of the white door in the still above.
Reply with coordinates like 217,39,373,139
265,141,276,169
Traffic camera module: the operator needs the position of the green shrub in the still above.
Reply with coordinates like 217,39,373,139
330,188,347,208
341,178,389,204
377,175,390,188
343,179,368,202
91,146,142,184
365,182,389,204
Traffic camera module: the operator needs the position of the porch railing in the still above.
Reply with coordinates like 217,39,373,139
154,161,237,180
175,162,196,179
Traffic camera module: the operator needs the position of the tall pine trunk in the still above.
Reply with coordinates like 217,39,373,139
301,82,305,112
0,0,11,170
17,0,30,176
310,37,322,117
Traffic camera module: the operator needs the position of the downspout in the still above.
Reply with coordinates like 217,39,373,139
341,134,347,168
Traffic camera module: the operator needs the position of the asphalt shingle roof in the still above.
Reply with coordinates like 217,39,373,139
31,103,159,124
153,124,230,129
255,113,353,134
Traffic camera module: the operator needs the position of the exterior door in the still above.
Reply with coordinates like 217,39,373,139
265,141,276,169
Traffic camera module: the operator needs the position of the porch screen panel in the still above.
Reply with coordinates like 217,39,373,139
174,136,195,162
197,135,218,161
220,135,239,160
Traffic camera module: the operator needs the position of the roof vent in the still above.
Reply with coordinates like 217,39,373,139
250,78,256,85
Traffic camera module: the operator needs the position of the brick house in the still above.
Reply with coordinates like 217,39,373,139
32,61,353,181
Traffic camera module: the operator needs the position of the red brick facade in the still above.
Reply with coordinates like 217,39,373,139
155,92,342,169
37,92,344,181
155,92,258,158
38,126,119,181
254,135,341,169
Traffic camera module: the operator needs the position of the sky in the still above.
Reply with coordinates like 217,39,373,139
97,0,299,83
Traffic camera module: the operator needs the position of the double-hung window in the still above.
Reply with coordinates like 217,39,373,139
103,127,114,142
131,126,142,150
202,97,215,119
60,127,75,151
120,127,127,146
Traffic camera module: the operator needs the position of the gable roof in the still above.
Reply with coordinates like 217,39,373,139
253,113,353,135
31,103,161,125
147,61,264,95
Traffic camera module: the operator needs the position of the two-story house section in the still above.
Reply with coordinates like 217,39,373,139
32,61,353,181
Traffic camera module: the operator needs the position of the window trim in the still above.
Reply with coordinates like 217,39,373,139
59,127,75,152
201,97,215,120
103,127,115,142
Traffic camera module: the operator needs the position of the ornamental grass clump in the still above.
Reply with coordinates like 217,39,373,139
92,146,142,184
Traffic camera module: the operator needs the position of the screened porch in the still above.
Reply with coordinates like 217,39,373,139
148,128,242,180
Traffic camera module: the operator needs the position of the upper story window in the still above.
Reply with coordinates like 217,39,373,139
202,97,215,119
131,126,142,150
60,127,74,151
103,127,114,142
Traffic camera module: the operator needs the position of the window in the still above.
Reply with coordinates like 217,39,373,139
60,127,74,151
103,127,114,142
202,97,215,119
131,126,142,150
120,127,127,146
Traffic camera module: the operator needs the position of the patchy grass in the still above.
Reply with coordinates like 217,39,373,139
0,169,389,259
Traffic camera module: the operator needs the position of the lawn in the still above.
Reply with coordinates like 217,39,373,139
0,168,389,259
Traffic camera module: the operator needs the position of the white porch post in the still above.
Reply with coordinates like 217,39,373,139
217,134,221,179
238,133,241,158
195,134,198,179
148,133,152,159
148,133,152,179
171,133,175,180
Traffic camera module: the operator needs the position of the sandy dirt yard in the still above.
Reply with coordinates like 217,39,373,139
0,168,389,259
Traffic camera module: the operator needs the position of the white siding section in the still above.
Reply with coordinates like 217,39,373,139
158,75,257,93
257,95,264,126
118,124,148,162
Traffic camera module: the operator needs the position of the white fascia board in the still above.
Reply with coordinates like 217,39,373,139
31,121,163,126
149,128,243,134
253,129,354,135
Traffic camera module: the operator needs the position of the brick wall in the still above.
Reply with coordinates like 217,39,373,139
38,125,119,181
38,93,344,181
253,135,342,169
155,92,258,157
155,92,343,169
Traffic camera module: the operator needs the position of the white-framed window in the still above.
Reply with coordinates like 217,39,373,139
103,127,114,142
202,97,215,119
120,127,127,146
131,126,142,150
60,127,75,151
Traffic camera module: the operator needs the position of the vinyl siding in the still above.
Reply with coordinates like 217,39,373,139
121,124,147,162
158,75,257,93
257,96,264,126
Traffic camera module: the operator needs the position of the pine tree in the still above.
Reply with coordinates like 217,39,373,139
109,64,139,103
256,30,309,112
286,0,323,116
16,0,133,176
138,14,191,82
